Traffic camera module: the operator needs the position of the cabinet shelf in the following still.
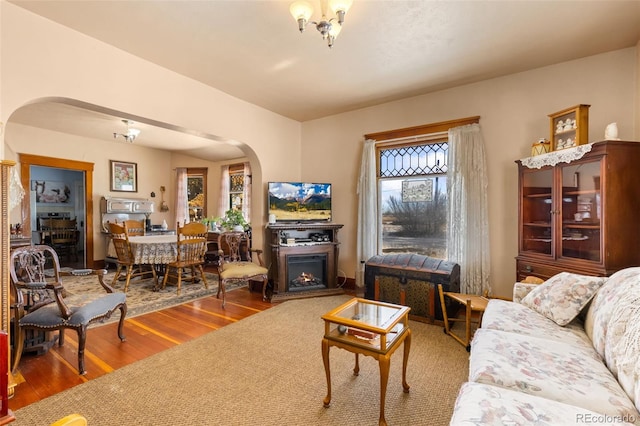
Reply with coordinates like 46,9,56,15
524,222,551,227
524,193,552,199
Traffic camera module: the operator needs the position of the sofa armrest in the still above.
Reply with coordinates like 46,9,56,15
513,282,540,303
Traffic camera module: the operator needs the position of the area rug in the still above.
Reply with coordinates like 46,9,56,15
62,270,243,320
13,295,469,425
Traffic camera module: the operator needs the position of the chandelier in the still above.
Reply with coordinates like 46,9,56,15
290,0,353,48
113,119,141,143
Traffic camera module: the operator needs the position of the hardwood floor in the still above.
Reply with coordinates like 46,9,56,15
9,284,277,411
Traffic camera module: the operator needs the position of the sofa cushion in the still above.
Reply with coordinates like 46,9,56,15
585,267,640,360
450,382,637,426
481,299,593,350
521,272,605,326
469,328,639,420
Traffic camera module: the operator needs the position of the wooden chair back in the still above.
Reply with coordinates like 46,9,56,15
108,222,135,266
49,219,77,245
176,222,208,266
217,231,250,264
123,219,145,236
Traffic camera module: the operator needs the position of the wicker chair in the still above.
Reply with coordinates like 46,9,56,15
108,222,158,292
161,222,209,295
10,245,127,375
216,231,269,307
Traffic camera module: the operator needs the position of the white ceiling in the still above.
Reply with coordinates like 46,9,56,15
7,0,640,162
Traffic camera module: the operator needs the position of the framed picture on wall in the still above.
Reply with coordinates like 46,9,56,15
110,160,137,192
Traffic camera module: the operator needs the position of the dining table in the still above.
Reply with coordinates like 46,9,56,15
127,235,178,265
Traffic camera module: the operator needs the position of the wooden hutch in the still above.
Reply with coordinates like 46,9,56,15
516,140,640,281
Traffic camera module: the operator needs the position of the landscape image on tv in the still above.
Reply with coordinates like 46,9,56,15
268,182,332,222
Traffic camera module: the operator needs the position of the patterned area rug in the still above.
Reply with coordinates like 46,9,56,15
62,270,242,321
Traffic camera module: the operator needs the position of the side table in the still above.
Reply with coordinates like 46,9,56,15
321,297,411,426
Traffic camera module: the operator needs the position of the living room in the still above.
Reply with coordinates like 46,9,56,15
1,1,640,424
3,2,639,300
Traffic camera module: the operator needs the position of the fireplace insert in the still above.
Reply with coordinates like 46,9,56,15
287,254,327,292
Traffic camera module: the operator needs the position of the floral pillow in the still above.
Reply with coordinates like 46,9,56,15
521,272,606,326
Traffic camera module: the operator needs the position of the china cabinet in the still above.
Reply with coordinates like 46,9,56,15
516,140,640,281
549,104,590,151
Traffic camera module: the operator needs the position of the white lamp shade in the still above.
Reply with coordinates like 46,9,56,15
328,21,342,38
329,0,353,14
290,0,313,21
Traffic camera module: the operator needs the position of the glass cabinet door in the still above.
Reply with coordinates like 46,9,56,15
521,167,553,256
559,159,602,262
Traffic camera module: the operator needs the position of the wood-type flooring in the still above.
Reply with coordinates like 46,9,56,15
9,283,276,411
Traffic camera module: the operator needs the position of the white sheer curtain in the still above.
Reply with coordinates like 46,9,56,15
218,165,230,217
242,162,251,222
446,123,491,295
356,139,378,288
175,168,189,226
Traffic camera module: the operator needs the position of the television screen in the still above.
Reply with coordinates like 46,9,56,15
268,182,332,222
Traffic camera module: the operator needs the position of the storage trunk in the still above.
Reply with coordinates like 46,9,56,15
364,254,460,323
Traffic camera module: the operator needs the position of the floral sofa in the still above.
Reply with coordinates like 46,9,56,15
450,268,640,425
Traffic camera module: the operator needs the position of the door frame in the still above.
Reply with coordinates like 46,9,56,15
19,153,94,268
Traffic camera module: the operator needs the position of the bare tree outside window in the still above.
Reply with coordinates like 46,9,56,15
379,142,448,259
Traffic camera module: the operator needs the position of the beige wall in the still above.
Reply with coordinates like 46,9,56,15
2,2,639,297
0,2,304,256
301,47,638,297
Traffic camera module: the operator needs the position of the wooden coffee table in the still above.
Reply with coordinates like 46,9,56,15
321,298,411,426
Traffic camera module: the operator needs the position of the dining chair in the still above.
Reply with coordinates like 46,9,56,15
9,245,127,375
216,231,269,307
123,219,145,236
48,218,79,262
108,222,158,292
161,222,209,295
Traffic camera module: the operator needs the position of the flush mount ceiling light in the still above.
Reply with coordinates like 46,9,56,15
290,0,353,48
113,119,141,143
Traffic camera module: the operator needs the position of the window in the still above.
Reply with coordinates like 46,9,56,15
228,163,244,212
378,140,448,259
187,168,207,221
366,116,479,260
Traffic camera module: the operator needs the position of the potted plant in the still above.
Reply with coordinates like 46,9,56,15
220,209,248,232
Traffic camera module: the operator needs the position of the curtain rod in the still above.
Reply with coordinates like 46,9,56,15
372,130,449,146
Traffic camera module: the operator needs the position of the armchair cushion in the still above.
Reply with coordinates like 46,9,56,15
20,292,126,328
521,272,605,326
220,262,268,279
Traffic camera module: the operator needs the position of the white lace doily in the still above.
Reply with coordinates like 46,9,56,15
521,143,595,169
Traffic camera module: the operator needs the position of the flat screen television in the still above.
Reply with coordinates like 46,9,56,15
268,182,332,222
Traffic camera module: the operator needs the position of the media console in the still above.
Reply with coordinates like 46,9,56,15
266,223,344,299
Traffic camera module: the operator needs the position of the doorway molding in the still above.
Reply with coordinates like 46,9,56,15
19,153,95,268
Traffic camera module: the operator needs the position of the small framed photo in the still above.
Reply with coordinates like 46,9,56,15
110,160,137,192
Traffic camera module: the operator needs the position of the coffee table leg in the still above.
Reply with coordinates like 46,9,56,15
322,338,332,407
402,329,411,393
353,353,360,376
378,354,390,426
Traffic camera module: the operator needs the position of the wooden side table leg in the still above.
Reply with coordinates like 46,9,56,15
378,354,391,426
322,338,332,407
353,353,360,376
402,328,411,393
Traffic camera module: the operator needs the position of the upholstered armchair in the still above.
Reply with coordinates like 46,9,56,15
10,245,127,375
216,231,269,307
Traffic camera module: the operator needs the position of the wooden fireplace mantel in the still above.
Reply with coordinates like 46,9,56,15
266,223,343,298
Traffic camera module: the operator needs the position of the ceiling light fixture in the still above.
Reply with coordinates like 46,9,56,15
113,119,141,143
290,0,353,48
